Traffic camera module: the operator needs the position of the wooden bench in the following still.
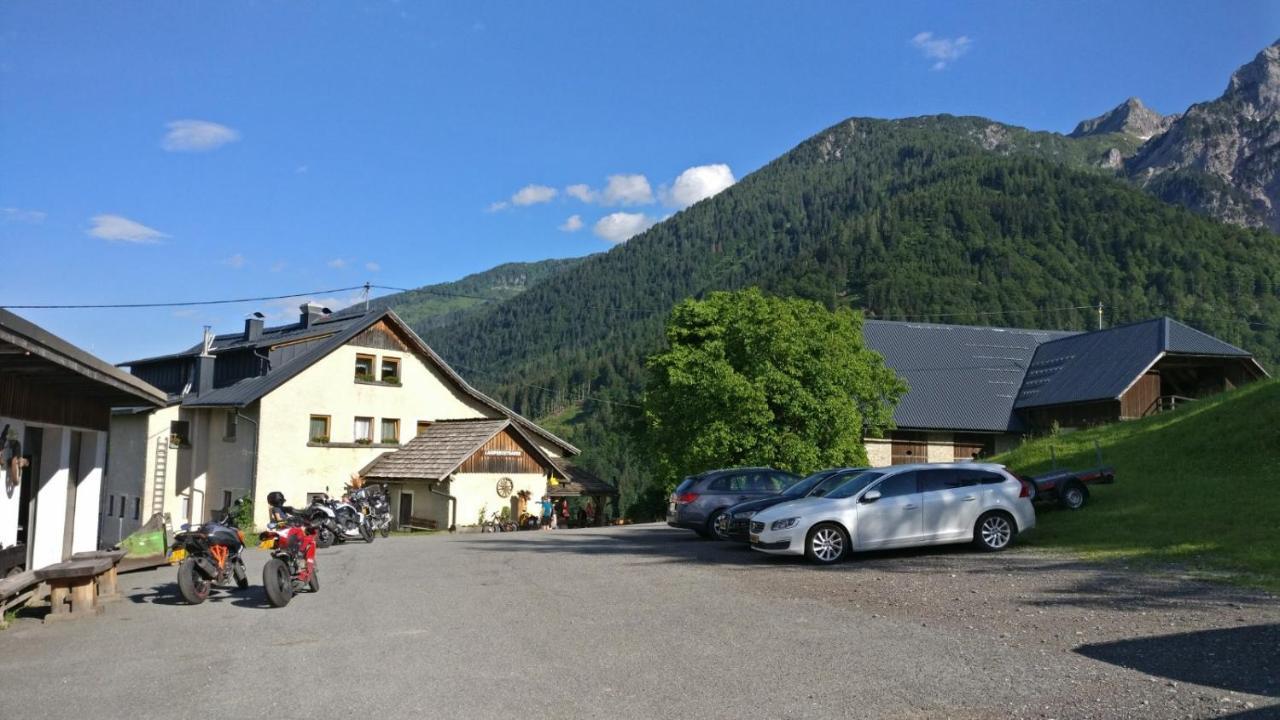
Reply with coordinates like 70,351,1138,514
403,516,438,531
0,570,39,629
70,549,129,601
33,558,112,623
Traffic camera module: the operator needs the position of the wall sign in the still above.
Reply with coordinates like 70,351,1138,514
484,449,522,457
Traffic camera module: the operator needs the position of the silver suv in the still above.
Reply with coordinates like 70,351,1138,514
667,467,801,538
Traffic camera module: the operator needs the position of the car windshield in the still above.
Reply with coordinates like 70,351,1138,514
824,471,886,499
809,471,863,497
781,470,840,497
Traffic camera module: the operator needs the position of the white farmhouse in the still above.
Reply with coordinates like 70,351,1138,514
106,303,608,536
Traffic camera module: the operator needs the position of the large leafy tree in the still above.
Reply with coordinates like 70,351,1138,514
640,288,906,489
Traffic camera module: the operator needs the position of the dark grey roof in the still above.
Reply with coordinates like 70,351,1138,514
0,309,168,407
1015,317,1260,409
174,309,578,455
862,320,1080,432
120,313,360,366
362,418,556,481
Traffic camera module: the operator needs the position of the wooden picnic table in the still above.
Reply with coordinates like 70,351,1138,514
34,558,112,623
71,549,129,601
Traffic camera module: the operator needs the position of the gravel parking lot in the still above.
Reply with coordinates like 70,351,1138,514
2,524,1276,719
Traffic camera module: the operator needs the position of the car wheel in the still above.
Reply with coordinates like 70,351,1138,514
974,511,1016,552
805,523,849,565
1058,482,1088,510
708,510,731,541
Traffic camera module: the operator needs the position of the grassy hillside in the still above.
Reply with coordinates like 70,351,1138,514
995,380,1280,590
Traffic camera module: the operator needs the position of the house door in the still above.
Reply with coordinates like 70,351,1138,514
398,491,413,528
20,427,42,569
62,431,83,560
891,434,927,465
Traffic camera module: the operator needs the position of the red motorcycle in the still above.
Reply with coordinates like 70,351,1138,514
257,516,319,608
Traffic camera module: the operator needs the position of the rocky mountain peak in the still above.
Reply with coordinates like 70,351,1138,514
1069,97,1175,140
1224,40,1280,117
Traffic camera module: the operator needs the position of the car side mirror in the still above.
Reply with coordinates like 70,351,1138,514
860,490,882,504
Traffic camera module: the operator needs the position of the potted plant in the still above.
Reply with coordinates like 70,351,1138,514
310,435,330,444
355,438,373,445
382,375,401,386
354,371,373,382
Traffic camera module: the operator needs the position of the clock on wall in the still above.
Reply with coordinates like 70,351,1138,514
496,477,514,498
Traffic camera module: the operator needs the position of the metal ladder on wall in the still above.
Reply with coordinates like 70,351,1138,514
150,435,168,516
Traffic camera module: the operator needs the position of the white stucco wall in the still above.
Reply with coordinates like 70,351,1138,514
71,433,105,554
449,472,549,528
252,342,497,528
101,413,148,546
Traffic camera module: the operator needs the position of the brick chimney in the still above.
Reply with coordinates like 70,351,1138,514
244,314,264,342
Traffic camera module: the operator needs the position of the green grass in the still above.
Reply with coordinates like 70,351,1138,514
993,379,1280,591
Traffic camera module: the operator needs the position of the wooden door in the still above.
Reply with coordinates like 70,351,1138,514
891,434,927,465
398,491,413,527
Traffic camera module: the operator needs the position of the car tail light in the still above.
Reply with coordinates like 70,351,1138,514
676,492,699,504
1018,478,1032,498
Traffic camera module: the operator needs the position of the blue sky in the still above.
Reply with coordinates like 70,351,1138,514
1,1,1276,362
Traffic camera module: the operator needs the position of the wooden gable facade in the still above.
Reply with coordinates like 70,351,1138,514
458,427,549,476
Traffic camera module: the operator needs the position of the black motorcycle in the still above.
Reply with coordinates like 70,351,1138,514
169,497,249,604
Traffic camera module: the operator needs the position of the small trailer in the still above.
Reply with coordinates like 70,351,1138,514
1025,440,1115,510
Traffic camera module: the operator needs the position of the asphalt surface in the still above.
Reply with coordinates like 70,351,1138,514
2,525,1277,719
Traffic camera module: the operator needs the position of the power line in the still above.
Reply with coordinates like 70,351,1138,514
0,285,373,310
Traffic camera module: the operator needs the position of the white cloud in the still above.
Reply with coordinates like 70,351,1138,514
663,164,735,208
511,184,558,206
327,258,348,269
559,214,584,232
565,184,597,203
223,253,246,269
911,32,972,70
593,212,656,244
602,174,653,206
87,214,168,243
365,261,381,272
1,207,45,224
161,119,240,152
486,200,509,212
262,292,364,321
270,260,287,273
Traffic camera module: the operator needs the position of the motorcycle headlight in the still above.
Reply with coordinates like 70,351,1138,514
770,517,800,531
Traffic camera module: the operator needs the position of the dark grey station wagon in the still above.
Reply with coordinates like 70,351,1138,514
667,467,801,538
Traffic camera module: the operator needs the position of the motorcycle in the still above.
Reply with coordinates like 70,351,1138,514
169,497,249,604
350,485,391,539
334,493,375,543
257,511,319,608
304,498,342,549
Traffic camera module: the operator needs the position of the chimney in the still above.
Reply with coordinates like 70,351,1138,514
195,325,216,396
244,313,264,342
300,302,324,328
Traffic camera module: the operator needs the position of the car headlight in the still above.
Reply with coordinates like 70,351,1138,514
770,517,799,531
733,510,756,519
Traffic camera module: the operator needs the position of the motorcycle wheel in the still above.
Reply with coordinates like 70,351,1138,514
262,558,294,608
316,527,334,549
233,560,249,589
360,524,374,543
308,567,320,593
380,524,390,538
177,558,211,604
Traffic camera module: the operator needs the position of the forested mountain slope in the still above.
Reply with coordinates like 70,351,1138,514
412,115,1280,508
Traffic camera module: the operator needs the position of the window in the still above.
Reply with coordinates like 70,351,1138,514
381,357,401,383
416,421,433,436
919,469,975,493
133,497,141,521
354,354,375,381
381,418,400,444
108,495,115,516
180,495,191,522
871,472,919,499
309,415,331,443
224,411,237,441
826,471,885,499
170,420,190,447
354,417,374,443
222,490,233,512
708,474,748,492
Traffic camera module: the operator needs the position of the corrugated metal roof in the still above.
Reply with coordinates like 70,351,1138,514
548,460,619,496
120,314,359,366
1015,317,1256,409
863,320,1079,432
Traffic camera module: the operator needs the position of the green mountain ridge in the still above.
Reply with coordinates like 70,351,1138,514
381,112,1280,510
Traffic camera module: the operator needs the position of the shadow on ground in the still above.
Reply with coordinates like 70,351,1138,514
128,582,267,608
457,525,1275,613
1076,624,1280,698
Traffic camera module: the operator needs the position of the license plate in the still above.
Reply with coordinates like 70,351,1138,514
168,548,186,563
749,534,760,544
258,539,275,550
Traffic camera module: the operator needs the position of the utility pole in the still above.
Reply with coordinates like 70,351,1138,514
1097,301,1104,330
